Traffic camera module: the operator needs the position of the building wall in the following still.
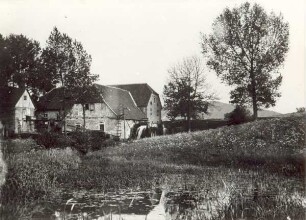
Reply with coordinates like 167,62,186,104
146,93,162,125
37,102,137,139
13,91,35,133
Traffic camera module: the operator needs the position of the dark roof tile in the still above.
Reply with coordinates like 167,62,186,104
37,85,147,121
0,87,26,108
95,84,147,120
110,83,159,107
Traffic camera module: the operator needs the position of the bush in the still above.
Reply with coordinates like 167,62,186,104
68,130,108,153
296,107,305,113
34,130,110,154
225,105,252,125
35,131,73,149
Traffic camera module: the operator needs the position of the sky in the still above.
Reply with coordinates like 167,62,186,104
0,0,304,113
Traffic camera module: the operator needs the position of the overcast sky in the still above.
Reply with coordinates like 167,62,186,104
0,0,304,113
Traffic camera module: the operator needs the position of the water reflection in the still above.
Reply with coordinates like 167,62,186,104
40,185,232,220
31,173,304,220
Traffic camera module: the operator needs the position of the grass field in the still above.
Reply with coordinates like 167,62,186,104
0,114,305,219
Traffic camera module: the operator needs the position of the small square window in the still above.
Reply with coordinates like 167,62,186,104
43,113,48,118
100,123,105,131
24,95,27,100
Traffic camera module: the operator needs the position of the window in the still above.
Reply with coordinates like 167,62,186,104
89,104,95,111
154,97,156,103
24,95,27,100
21,109,26,119
99,123,105,131
84,104,89,110
76,123,81,131
43,113,48,118
156,110,159,116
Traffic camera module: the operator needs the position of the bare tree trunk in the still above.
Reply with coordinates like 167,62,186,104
82,105,86,131
250,64,258,120
60,73,67,135
187,84,191,133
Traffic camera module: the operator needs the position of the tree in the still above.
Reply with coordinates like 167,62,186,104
224,105,251,125
0,34,43,94
202,2,289,119
41,27,98,131
163,56,217,132
68,41,99,130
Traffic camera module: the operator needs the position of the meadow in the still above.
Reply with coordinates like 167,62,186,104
0,114,305,219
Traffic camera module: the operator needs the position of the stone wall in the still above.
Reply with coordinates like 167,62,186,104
36,103,138,139
146,93,162,125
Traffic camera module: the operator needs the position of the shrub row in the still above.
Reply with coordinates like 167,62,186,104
34,131,116,154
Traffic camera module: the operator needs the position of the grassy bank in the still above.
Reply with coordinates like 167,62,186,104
0,139,81,219
0,115,305,219
104,115,305,176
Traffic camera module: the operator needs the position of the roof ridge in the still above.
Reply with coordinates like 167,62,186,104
104,85,131,93
110,83,148,86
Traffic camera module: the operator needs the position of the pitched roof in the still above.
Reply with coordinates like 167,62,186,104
36,87,103,111
0,87,26,109
94,84,147,120
110,83,159,107
37,85,147,121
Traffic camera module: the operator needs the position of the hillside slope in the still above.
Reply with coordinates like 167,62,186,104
205,101,281,119
162,101,281,121
107,113,305,175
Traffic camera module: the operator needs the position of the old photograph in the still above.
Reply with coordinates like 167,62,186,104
0,0,305,219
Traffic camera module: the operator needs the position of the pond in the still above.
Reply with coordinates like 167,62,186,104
31,173,305,220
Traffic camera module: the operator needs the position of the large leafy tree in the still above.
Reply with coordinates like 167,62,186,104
202,2,289,119
0,34,44,95
163,56,216,132
42,27,98,131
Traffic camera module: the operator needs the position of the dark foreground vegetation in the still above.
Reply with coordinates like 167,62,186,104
0,114,305,219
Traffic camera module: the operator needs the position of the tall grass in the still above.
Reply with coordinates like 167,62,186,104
0,142,81,219
0,115,305,219
104,115,305,176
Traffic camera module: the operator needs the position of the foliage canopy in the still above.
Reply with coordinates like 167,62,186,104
202,2,289,119
163,56,216,131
